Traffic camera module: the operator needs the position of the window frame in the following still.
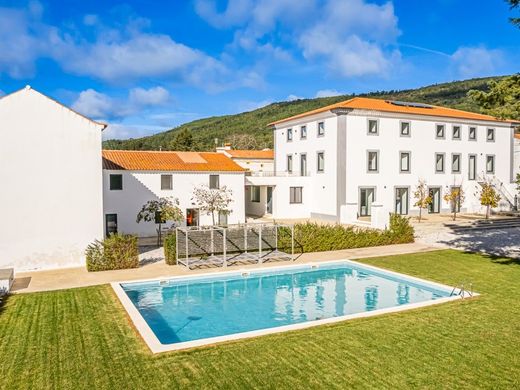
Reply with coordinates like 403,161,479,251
451,153,462,174
317,121,325,137
289,186,303,204
250,186,261,203
468,154,477,181
394,186,410,215
109,174,123,191
209,174,220,189
435,123,446,139
105,213,118,235
367,118,379,136
286,128,293,142
367,150,379,173
400,121,411,137
399,151,411,173
452,125,461,140
486,128,495,142
300,125,307,139
316,151,325,173
468,126,477,141
286,154,293,173
435,153,445,173
486,154,495,174
160,174,173,190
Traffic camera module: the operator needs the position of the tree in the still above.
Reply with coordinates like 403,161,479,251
443,186,465,221
468,74,520,120
168,129,193,151
507,0,520,27
479,182,501,219
226,133,259,150
413,179,432,223
516,173,520,193
136,197,184,244
191,185,233,225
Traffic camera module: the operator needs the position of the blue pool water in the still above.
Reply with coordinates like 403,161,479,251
121,262,451,344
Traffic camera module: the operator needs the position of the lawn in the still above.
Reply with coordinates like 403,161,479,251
1,250,519,389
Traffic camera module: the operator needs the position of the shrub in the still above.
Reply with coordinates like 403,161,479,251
278,214,414,254
163,233,177,265
85,234,139,272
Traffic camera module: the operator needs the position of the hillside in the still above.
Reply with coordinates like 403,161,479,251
103,76,504,151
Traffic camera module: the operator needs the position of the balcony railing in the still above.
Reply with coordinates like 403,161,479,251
246,170,310,177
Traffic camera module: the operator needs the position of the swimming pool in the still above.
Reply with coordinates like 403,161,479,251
113,260,466,353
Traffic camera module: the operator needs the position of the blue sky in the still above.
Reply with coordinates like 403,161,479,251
0,0,519,140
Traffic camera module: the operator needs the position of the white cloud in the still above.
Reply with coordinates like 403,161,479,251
72,89,115,119
102,123,166,140
129,86,169,106
287,94,303,101
451,46,503,78
315,89,343,98
238,98,273,112
194,0,252,28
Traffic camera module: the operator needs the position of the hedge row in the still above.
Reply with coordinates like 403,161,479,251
278,214,414,253
85,234,139,272
163,233,177,265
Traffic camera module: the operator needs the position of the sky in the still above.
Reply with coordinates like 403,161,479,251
0,0,519,140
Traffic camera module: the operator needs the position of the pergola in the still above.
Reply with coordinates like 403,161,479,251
175,223,295,269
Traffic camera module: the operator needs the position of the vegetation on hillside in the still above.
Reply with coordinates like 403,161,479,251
468,74,520,120
103,76,507,151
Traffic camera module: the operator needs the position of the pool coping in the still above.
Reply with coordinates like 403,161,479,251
111,259,478,354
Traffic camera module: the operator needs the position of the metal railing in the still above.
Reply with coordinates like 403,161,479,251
246,170,310,177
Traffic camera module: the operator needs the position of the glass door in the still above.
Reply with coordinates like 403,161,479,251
105,214,118,235
186,208,199,226
428,187,441,213
266,186,273,214
359,188,375,217
395,188,409,215
300,154,307,176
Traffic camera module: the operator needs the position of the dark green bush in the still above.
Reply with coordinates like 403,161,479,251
163,233,177,265
278,214,414,254
85,234,139,272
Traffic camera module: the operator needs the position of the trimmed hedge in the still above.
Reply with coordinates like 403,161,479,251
85,234,139,272
278,214,414,254
163,233,177,265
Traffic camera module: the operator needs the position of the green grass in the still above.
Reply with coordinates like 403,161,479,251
1,250,519,389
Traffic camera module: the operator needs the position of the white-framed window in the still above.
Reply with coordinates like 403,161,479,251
300,125,307,139
287,128,293,142
436,124,445,139
468,154,477,180
287,155,293,173
251,186,261,202
395,187,409,215
399,151,411,173
469,126,477,141
289,187,303,204
435,153,445,173
109,174,123,190
368,119,379,135
209,174,220,189
161,174,173,190
367,150,379,173
317,121,325,136
317,151,325,172
400,121,411,137
451,153,461,173
452,125,461,140
487,128,495,142
486,155,495,173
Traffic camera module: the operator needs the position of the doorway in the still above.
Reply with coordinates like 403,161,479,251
300,154,307,176
359,188,375,217
395,187,409,215
186,208,199,226
266,186,273,214
428,187,441,213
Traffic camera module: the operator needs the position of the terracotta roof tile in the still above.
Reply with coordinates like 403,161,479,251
102,150,246,172
226,149,274,159
269,97,516,126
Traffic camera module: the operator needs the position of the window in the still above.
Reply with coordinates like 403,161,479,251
435,153,445,173
300,125,307,139
468,155,477,180
287,155,293,173
209,174,219,189
368,119,378,135
300,153,307,176
251,186,261,202
452,125,461,140
186,208,199,227
486,155,495,173
161,174,172,190
399,152,411,173
400,121,410,136
451,154,461,173
487,128,495,142
109,174,123,190
317,121,325,136
395,188,409,215
469,127,477,141
436,124,445,139
367,151,379,172
218,211,228,226
105,214,118,235
289,187,303,204
287,128,293,141
317,151,325,172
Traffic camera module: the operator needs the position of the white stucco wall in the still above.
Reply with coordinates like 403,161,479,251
514,136,520,180
233,158,274,173
0,87,104,271
103,170,246,236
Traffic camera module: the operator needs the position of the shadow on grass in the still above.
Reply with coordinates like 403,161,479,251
0,293,9,315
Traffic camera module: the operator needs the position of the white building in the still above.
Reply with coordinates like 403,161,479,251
257,97,519,228
0,86,106,271
215,146,275,217
103,150,246,236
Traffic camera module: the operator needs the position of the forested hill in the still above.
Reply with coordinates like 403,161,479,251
103,75,505,151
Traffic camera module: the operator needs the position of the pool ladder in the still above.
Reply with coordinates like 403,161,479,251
450,282,473,299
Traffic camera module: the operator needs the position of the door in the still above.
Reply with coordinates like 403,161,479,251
359,188,375,217
105,214,118,235
266,186,273,214
186,208,199,226
395,188,409,215
450,186,461,213
300,154,307,176
428,188,441,213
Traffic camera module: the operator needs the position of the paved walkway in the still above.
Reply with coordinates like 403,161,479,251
12,242,436,294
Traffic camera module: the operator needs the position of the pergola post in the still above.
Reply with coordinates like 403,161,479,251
258,224,263,263
175,228,179,264
244,224,248,253
223,228,227,267
185,228,189,268
210,228,214,256
291,224,295,261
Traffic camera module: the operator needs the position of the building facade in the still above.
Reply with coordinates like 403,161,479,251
103,150,246,236
268,97,518,227
0,86,105,270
